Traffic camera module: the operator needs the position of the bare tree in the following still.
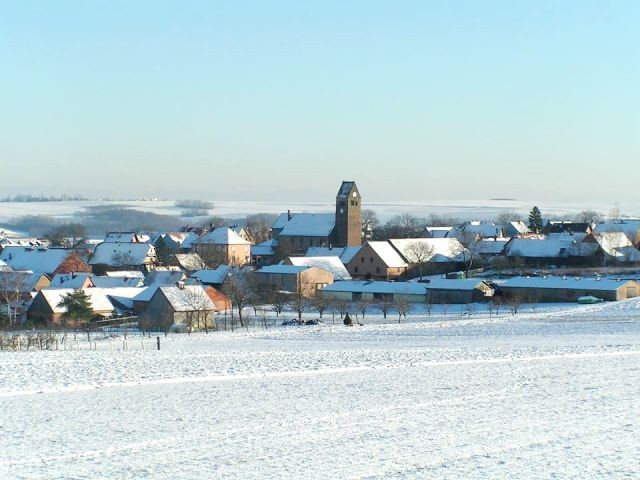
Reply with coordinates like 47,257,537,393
405,241,434,280
495,210,521,227
313,296,329,319
427,214,459,227
507,294,523,315
0,272,27,327
424,293,434,317
452,232,483,277
574,210,603,225
286,292,312,322
395,298,410,323
183,287,214,333
222,270,255,328
245,213,278,244
374,299,393,319
361,209,380,240
266,284,286,316
355,300,371,321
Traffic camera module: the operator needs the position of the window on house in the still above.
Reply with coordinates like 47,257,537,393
376,267,380,274
354,266,359,273
361,257,364,263
352,292,362,301
370,257,373,263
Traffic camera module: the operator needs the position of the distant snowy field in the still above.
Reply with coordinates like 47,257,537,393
2,300,640,479
1,198,638,226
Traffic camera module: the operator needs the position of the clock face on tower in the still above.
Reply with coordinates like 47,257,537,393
352,192,357,198
339,208,344,214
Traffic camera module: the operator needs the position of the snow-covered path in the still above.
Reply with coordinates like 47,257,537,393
2,302,640,479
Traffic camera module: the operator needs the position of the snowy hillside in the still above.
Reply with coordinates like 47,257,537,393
1,300,640,479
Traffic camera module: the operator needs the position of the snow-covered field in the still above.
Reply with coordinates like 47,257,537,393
2,300,640,479
1,198,638,225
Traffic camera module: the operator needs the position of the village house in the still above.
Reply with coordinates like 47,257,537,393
590,220,640,248
168,253,206,272
502,236,599,266
0,271,51,322
347,241,408,280
49,272,95,289
387,238,467,277
0,245,92,277
582,232,640,264
253,265,334,297
142,284,223,332
192,227,252,267
89,242,158,273
27,288,115,326
449,221,502,241
190,265,233,289
251,239,278,266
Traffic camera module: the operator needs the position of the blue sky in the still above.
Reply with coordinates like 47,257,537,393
1,1,638,203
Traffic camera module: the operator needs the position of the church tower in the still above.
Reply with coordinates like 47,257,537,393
333,181,361,247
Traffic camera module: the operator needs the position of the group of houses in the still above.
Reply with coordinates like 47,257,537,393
1,181,640,331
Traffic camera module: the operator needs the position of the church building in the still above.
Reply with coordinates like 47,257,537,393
270,181,362,257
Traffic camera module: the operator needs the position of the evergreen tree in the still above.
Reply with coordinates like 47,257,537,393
528,206,543,233
57,289,93,328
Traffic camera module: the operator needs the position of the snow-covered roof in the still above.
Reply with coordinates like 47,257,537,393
105,270,145,278
593,220,640,240
50,273,94,289
144,270,186,287
477,239,509,255
92,276,145,288
504,237,596,258
190,265,232,285
508,221,530,234
276,213,335,237
251,239,278,256
156,285,216,312
194,227,251,246
180,233,200,250
0,271,48,292
588,232,640,260
495,276,637,292
321,280,427,295
461,221,502,238
90,243,156,266
424,227,453,238
36,288,115,314
173,253,205,271
365,241,408,268
305,246,359,264
287,256,351,280
388,238,467,263
256,265,311,275
103,232,141,243
0,246,74,274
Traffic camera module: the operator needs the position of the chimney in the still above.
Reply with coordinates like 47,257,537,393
209,222,213,231
287,210,292,221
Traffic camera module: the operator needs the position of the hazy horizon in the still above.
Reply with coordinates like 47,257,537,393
2,1,638,202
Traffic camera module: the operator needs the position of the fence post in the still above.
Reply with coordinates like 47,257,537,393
156,336,160,351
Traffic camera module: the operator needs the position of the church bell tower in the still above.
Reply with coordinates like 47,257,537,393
334,181,361,247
